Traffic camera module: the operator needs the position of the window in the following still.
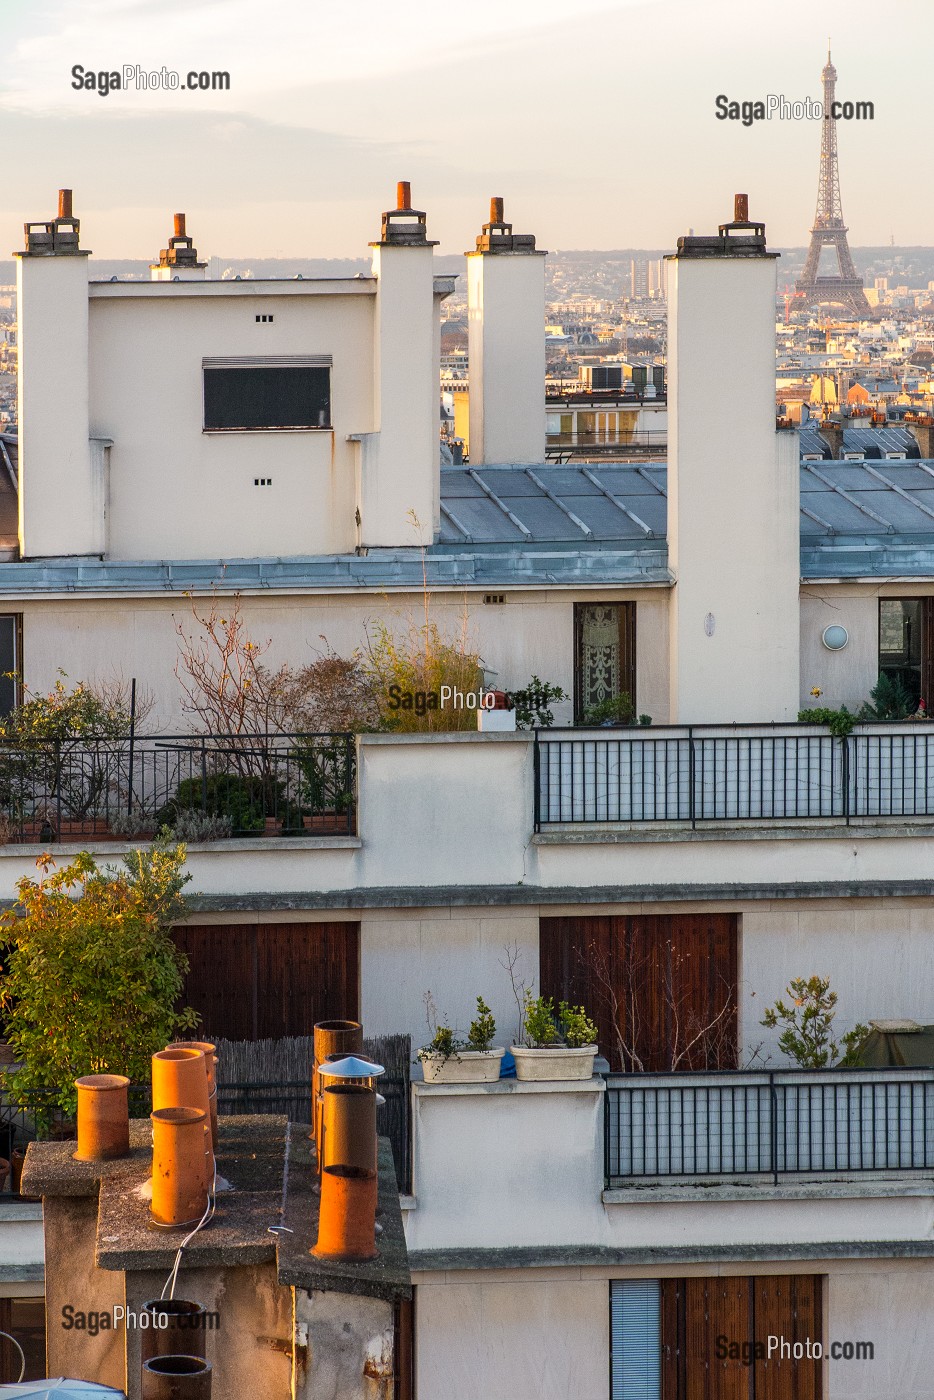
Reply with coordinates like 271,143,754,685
574,601,635,722
0,1297,45,1381
879,598,931,709
203,358,331,431
0,616,20,718
610,1276,822,1399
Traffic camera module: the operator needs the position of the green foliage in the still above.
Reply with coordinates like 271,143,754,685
584,693,635,726
466,997,497,1053
859,673,916,722
420,1024,459,1060
0,841,198,1114
760,975,869,1069
638,714,653,727
522,992,559,1047
156,773,288,835
364,619,483,733
0,672,135,747
798,706,857,738
511,677,567,730
558,1002,599,1049
293,740,355,815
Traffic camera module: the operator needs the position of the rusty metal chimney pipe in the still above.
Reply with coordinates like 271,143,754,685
142,1354,212,1399
490,197,504,224
58,189,73,220
313,1083,378,1261
173,212,186,239
734,193,749,222
397,180,411,210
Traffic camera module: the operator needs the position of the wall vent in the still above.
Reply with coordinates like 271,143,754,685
254,478,273,487
483,593,506,605
255,314,274,323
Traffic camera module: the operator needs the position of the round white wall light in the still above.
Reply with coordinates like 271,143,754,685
822,625,849,651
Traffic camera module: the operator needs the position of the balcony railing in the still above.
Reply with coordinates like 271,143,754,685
0,731,356,842
535,723,934,827
605,1068,934,1187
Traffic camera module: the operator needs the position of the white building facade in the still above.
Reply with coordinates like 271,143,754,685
1,187,934,1397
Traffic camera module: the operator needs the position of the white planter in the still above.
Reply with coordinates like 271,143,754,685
420,1047,506,1084
510,1044,598,1082
477,708,517,731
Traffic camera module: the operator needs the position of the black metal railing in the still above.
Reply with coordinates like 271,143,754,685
605,1068,934,1187
0,1075,410,1198
535,723,934,827
0,731,356,843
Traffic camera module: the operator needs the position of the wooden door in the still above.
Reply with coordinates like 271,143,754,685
540,913,738,1070
173,921,360,1040
753,1276,822,1400
659,1275,822,1400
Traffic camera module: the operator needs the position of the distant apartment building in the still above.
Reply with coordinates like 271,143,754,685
2,189,934,1396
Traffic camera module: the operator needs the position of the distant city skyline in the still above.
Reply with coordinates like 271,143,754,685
1,0,930,260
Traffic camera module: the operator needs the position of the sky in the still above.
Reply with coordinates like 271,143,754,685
0,0,930,261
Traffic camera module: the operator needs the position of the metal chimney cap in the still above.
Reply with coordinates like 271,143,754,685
319,1055,385,1079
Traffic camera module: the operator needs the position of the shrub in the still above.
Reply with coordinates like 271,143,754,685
558,1002,599,1048
466,997,497,1053
797,705,856,738
155,773,286,835
859,673,915,722
584,693,635,726
0,842,198,1114
511,677,567,729
521,992,559,1047
167,812,233,843
364,619,483,733
293,739,355,815
760,975,869,1069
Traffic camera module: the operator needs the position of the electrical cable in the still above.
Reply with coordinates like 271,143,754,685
0,1327,25,1382
160,1153,217,1302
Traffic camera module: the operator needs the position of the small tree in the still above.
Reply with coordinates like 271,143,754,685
0,842,198,1113
760,976,868,1069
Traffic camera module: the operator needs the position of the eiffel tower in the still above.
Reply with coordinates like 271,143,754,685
796,48,872,319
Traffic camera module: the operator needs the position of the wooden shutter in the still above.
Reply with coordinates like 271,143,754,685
540,913,738,1071
753,1275,822,1400
173,921,360,1041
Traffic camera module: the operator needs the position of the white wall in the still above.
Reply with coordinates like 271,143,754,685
667,252,799,722
8,585,663,730
88,283,374,560
412,1260,934,1400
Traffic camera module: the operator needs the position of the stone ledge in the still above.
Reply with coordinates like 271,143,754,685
534,822,934,844
414,1077,605,1099
602,1178,934,1205
408,1239,934,1272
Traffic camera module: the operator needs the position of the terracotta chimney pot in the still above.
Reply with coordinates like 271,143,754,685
74,1074,130,1162
142,1353,212,1398
397,180,411,210
312,1019,362,1143
150,1107,209,1228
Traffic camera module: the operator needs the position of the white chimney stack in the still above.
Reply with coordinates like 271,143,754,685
466,199,546,465
16,189,100,558
666,195,799,722
363,182,440,546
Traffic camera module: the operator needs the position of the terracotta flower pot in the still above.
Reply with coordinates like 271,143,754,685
303,813,350,834
150,1107,209,1228
74,1073,131,1161
0,1158,9,1192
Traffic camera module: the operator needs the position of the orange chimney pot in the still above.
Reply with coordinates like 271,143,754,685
311,1019,362,1143
397,180,411,210
150,1107,209,1228
74,1074,130,1162
58,189,73,220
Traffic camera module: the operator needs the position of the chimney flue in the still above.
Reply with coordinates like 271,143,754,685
397,180,411,211
734,193,749,223
490,196,504,224
173,212,186,239
58,189,73,220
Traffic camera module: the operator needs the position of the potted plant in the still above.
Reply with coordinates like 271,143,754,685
418,996,505,1084
510,993,599,1081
